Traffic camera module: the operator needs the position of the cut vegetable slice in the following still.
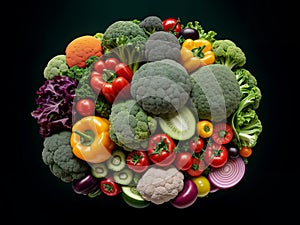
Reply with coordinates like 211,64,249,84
208,156,245,189
158,106,196,140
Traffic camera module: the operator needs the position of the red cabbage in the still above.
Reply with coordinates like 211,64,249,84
31,75,78,138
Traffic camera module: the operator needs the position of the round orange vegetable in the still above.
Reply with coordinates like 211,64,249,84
239,146,252,158
197,120,213,138
65,35,103,68
70,116,115,163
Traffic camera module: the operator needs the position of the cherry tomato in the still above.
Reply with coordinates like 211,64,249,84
175,152,193,171
147,133,176,167
75,98,95,117
204,143,228,168
191,176,211,197
187,157,207,177
189,137,205,153
211,122,234,145
126,150,150,173
100,176,121,196
197,120,213,138
162,17,181,36
239,146,252,158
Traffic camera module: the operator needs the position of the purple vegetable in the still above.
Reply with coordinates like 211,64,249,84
72,174,100,195
170,178,198,209
179,28,199,40
31,75,78,138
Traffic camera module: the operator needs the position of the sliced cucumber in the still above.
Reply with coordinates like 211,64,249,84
90,162,108,178
113,168,133,185
121,186,150,208
158,106,196,140
106,149,126,171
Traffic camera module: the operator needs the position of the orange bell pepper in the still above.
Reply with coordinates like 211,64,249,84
180,38,215,73
70,116,115,163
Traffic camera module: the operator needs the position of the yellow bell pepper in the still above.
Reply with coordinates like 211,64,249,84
70,116,115,163
180,39,215,73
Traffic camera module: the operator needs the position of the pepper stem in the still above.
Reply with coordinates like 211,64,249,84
74,130,95,146
192,45,206,58
102,69,117,83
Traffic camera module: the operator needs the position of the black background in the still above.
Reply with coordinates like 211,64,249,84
14,0,296,223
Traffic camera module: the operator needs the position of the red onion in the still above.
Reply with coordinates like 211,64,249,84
208,156,246,189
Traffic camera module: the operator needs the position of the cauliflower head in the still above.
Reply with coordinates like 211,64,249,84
130,59,192,115
190,64,241,121
42,131,89,182
136,166,184,205
43,54,69,80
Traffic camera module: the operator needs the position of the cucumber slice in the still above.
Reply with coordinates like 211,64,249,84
158,106,196,140
106,149,126,171
121,186,150,208
90,162,108,178
113,168,133,185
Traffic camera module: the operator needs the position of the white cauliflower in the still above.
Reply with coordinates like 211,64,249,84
136,166,184,205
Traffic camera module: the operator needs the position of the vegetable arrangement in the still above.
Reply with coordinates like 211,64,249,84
31,15,263,209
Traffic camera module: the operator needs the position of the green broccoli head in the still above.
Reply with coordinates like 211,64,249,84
139,15,164,36
42,131,89,182
212,39,246,70
43,54,69,80
190,64,241,122
144,31,181,62
233,68,258,98
130,59,192,115
109,99,157,151
101,21,148,73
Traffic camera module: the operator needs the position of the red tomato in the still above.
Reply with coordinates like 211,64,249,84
147,133,176,167
189,137,205,153
204,143,228,168
187,157,206,177
75,98,95,117
162,17,181,36
126,150,150,173
175,152,193,171
211,122,234,145
100,176,121,196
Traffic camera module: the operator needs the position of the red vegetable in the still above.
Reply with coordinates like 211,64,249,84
126,150,150,173
187,157,206,177
175,151,193,171
100,176,121,196
208,156,246,189
75,98,95,117
147,133,176,167
189,137,205,153
90,57,132,103
204,143,228,168
211,122,234,145
170,178,198,209
162,17,181,36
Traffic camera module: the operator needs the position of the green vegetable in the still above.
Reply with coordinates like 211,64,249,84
109,99,157,151
101,20,148,73
113,168,133,185
106,149,126,171
90,162,108,178
43,54,69,80
212,39,246,70
41,131,89,182
144,31,181,62
130,59,192,115
95,95,112,119
139,15,164,36
74,69,97,101
190,64,241,121
230,70,263,148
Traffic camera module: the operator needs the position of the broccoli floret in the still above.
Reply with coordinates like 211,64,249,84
136,166,184,205
190,64,241,121
101,20,148,73
42,131,89,182
212,39,246,70
130,59,192,115
109,99,157,151
233,68,258,99
139,15,164,36
43,55,69,80
144,31,181,62
95,95,111,119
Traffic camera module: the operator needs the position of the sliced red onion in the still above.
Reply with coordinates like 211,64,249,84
208,156,246,189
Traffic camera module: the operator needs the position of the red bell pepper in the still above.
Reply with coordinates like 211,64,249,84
90,57,133,104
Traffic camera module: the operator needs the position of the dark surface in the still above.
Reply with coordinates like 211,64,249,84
14,0,296,223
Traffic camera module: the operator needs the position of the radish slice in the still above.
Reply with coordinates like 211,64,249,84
208,156,245,189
